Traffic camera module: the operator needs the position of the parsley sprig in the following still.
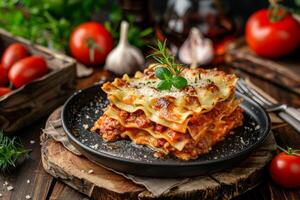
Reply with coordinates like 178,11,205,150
0,131,30,172
148,40,188,91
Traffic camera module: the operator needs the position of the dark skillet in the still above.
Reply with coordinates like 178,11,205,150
61,83,271,178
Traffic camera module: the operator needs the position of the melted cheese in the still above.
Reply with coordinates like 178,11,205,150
102,64,237,131
93,64,244,160
105,105,189,151
121,130,169,154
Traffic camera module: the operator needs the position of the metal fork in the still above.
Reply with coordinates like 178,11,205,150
236,79,300,133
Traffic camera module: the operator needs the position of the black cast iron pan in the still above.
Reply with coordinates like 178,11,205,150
61,83,271,178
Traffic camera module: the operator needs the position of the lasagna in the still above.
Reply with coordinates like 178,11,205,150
92,64,244,160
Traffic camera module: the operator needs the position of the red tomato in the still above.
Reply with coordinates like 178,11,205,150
0,64,8,86
214,36,235,56
0,87,12,97
246,9,300,58
69,22,113,65
8,56,48,88
269,151,300,188
1,43,29,72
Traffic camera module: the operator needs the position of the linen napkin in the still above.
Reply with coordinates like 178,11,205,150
43,116,189,196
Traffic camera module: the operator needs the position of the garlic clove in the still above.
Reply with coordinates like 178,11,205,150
105,21,145,76
179,28,214,68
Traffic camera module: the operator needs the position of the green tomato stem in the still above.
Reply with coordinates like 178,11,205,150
276,145,300,156
86,38,102,63
268,0,288,23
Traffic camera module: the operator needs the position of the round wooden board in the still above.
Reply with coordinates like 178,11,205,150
41,107,276,200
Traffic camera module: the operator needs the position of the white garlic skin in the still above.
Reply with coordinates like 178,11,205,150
179,28,214,67
105,21,144,76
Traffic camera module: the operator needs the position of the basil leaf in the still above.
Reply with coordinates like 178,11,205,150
157,80,172,90
172,76,188,89
155,67,171,80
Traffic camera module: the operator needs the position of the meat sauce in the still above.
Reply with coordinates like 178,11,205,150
93,115,125,141
93,101,243,160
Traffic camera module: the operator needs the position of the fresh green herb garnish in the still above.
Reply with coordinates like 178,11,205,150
148,40,188,91
0,131,30,172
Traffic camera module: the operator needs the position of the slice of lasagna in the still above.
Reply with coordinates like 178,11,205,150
92,65,244,160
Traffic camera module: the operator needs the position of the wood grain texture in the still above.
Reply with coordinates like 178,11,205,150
0,118,54,200
41,107,276,200
225,39,300,96
50,181,87,200
226,63,300,200
0,28,76,133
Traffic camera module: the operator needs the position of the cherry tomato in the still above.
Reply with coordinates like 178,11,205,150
269,149,300,188
1,43,29,72
246,9,300,58
0,64,8,86
69,22,113,65
8,56,48,88
0,87,12,97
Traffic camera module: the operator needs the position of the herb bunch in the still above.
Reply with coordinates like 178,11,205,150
0,131,30,172
0,0,153,51
148,40,188,91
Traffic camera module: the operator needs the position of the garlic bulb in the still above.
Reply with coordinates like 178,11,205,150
105,21,144,75
178,28,214,68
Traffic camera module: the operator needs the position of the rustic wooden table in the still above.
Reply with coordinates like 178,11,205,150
1,66,300,200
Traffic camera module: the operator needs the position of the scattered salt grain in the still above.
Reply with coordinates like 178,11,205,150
255,125,260,130
30,140,35,144
88,169,94,174
0,193,2,197
90,144,99,149
4,181,8,186
240,137,245,145
25,195,31,199
7,186,14,191
81,170,85,173
82,124,89,130
27,180,30,184
81,138,88,143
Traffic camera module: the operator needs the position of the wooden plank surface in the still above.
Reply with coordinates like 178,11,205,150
0,119,54,200
1,66,300,200
232,67,300,200
49,181,86,200
225,39,300,96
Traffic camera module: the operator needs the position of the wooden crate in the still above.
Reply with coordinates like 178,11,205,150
0,29,76,134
